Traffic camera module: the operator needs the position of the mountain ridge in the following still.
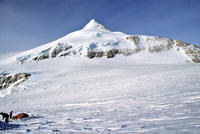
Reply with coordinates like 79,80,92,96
0,20,200,134
3,19,200,64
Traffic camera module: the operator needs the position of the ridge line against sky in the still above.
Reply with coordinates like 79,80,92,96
0,0,199,54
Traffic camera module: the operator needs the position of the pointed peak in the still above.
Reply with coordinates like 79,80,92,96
88,19,97,24
83,19,109,31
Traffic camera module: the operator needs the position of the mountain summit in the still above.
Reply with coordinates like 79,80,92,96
7,19,200,64
0,20,200,133
83,19,109,31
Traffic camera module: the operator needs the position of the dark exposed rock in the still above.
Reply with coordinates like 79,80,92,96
126,36,139,45
148,39,173,53
119,48,141,56
148,46,165,53
86,49,122,59
32,57,38,61
183,46,200,63
38,53,49,60
59,52,71,57
86,48,143,59
173,40,200,63
147,37,173,53
106,49,118,58
125,36,142,54
51,44,72,58
17,43,73,63
0,73,31,91
86,51,104,58
33,53,49,62
95,51,104,57
87,51,96,58
174,40,190,47
15,35,200,63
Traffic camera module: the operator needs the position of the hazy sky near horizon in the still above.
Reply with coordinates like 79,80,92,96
0,0,199,54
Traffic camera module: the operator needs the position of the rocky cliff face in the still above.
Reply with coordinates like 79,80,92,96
173,40,200,63
16,37,200,63
0,73,31,90
17,43,74,64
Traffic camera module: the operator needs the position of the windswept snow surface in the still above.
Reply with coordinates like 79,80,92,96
0,19,200,133
0,56,200,133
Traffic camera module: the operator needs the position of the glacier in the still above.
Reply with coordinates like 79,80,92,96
0,19,200,133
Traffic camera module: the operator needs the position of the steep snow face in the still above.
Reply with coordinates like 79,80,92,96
7,19,199,64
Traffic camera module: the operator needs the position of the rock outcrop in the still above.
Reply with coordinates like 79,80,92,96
86,51,104,58
14,19,200,63
0,73,31,90
50,43,72,58
106,49,119,58
17,43,73,63
86,48,140,59
174,40,200,63
125,36,142,53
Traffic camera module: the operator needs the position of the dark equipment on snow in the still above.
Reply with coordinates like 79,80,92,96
0,112,9,123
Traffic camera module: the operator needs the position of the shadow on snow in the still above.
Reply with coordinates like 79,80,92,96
0,121,20,130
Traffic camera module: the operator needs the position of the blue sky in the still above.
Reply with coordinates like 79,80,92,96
0,0,199,54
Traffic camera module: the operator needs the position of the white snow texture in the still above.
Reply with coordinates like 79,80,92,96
0,19,200,133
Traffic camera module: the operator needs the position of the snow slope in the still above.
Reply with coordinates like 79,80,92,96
5,19,199,64
0,58,200,133
0,19,200,133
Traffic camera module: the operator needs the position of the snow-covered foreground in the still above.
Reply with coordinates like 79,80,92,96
0,57,200,133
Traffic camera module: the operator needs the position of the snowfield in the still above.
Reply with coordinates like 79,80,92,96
0,19,200,133
0,56,200,133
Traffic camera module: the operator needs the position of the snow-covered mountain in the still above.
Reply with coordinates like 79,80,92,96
0,19,200,133
9,19,200,64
